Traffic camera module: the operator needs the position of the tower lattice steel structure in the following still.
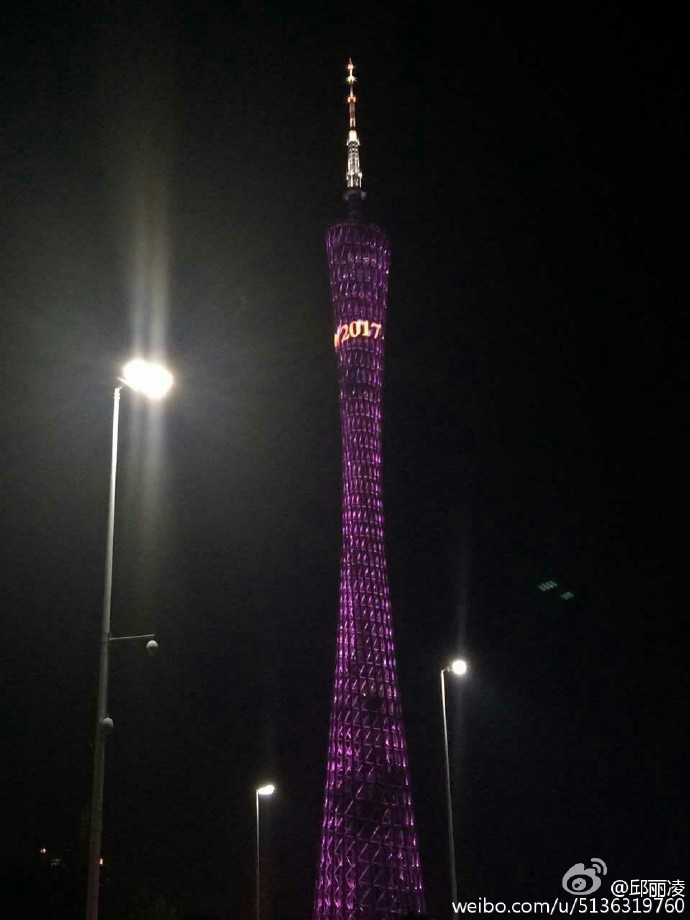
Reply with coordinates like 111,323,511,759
314,61,426,920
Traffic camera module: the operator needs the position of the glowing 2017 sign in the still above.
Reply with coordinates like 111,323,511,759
334,319,382,348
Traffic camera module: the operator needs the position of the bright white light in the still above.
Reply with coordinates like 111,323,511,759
257,784,275,797
450,658,468,676
121,359,173,400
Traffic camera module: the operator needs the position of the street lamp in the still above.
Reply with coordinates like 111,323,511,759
450,658,468,677
440,657,469,903
255,783,275,920
85,359,173,920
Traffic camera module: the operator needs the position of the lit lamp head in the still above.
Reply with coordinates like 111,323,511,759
121,359,173,400
256,784,275,797
449,658,469,677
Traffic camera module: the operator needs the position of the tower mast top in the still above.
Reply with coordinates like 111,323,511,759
346,59,357,130
344,59,365,218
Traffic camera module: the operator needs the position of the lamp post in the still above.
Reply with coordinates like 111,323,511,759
255,783,275,920
85,359,173,920
440,657,469,903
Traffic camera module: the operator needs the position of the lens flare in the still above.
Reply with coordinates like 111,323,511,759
121,359,173,400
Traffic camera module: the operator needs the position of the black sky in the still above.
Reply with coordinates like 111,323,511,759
1,2,685,918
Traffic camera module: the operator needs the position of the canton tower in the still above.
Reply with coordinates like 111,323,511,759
314,61,426,920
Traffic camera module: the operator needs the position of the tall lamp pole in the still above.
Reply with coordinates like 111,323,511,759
440,657,469,904
255,783,275,920
85,359,173,920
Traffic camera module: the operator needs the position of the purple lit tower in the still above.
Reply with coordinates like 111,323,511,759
314,61,426,920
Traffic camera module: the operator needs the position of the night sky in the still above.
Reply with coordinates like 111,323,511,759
1,2,684,919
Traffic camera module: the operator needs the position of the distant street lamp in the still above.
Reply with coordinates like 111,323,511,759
255,783,275,920
450,658,468,677
85,359,173,920
440,657,469,902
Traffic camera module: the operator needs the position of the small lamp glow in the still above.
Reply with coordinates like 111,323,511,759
256,784,275,797
121,359,173,400
449,658,468,676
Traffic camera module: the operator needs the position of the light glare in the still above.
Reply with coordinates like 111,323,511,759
257,784,275,797
450,658,468,676
121,359,173,400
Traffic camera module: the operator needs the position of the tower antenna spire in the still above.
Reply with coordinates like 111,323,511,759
344,59,365,218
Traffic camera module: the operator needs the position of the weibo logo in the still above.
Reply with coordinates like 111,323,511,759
562,859,608,895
